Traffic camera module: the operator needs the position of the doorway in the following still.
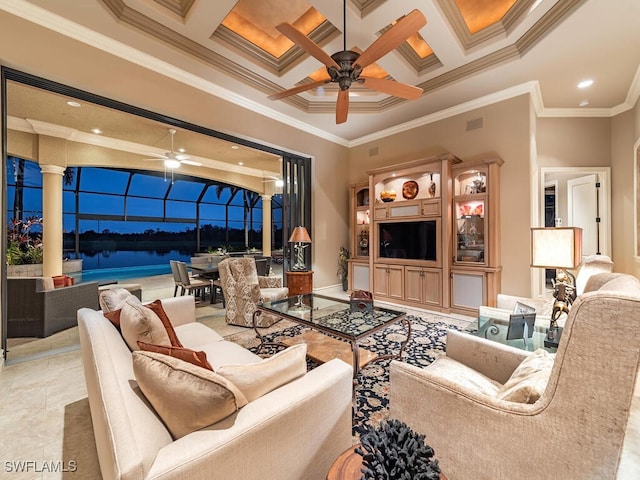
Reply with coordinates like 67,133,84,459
536,167,611,296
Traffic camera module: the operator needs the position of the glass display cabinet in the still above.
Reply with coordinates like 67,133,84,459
451,157,503,313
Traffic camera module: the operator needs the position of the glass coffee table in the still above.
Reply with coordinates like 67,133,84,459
253,294,410,380
466,306,557,352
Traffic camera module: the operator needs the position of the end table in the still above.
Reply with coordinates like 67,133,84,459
286,270,313,295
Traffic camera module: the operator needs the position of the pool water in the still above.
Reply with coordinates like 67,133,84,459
70,264,171,284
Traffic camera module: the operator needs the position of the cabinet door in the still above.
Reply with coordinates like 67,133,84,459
451,270,486,310
350,262,370,291
404,266,423,303
373,265,390,297
422,268,442,306
388,265,404,300
373,205,388,220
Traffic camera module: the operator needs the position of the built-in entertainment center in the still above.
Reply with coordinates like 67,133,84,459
348,153,503,314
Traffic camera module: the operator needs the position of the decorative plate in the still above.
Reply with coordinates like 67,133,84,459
402,180,419,199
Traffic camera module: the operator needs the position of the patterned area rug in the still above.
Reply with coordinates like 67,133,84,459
224,311,467,438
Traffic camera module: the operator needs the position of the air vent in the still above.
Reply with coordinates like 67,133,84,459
369,147,379,157
466,117,484,131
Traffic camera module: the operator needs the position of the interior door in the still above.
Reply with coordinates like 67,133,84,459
567,174,600,255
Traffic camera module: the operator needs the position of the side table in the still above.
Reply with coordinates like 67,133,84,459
286,270,313,295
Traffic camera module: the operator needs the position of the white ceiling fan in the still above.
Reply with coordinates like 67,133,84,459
143,128,202,168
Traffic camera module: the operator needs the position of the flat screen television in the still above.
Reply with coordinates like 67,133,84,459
379,220,437,261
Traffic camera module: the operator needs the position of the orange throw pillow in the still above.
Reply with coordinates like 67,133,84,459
137,341,213,371
104,309,122,330
146,299,183,347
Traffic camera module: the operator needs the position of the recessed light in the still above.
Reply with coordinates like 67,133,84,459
392,173,396,177
231,145,240,150
177,148,186,153
91,128,102,134
579,100,590,107
577,79,594,89
66,101,81,107
238,162,244,166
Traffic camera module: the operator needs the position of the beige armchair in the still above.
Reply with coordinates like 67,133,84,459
390,272,640,480
496,254,615,317
218,257,288,327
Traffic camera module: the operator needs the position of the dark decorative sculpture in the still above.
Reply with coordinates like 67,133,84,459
356,419,441,480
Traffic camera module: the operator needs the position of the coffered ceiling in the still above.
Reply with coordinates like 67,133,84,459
3,0,640,144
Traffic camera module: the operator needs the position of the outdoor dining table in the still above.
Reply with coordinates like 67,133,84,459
188,264,219,279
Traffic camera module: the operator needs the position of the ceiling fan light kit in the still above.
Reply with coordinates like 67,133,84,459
269,5,426,124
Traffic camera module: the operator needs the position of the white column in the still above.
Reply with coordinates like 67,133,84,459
41,165,65,277
262,194,272,256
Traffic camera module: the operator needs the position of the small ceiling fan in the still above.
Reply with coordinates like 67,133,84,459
143,128,202,168
268,3,426,124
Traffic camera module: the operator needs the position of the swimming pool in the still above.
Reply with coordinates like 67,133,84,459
70,264,171,284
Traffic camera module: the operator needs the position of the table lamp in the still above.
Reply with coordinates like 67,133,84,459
289,226,311,271
531,226,582,340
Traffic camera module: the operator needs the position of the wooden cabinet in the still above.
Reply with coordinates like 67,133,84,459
373,264,403,300
286,270,313,295
450,156,503,314
348,153,501,314
405,266,442,306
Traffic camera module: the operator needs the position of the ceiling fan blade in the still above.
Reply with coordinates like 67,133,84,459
336,90,349,124
180,159,202,166
268,80,329,100
356,9,426,69
360,76,423,100
277,23,340,69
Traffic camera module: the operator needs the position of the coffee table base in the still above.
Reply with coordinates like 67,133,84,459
282,331,378,370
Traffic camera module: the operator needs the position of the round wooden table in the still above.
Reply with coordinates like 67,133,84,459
327,445,447,480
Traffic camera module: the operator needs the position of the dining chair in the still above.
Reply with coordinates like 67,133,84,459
176,261,213,303
169,260,184,297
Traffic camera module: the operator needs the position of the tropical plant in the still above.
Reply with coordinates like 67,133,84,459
337,246,350,280
7,216,44,265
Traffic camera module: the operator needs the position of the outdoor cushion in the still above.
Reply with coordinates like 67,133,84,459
120,297,171,351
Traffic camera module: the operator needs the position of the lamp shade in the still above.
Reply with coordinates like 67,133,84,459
288,226,311,243
531,227,583,269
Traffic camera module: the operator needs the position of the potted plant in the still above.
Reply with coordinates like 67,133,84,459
337,246,350,291
7,217,44,266
356,419,442,480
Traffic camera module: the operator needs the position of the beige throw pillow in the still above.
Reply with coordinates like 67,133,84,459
216,344,307,402
497,349,554,403
99,287,140,313
132,351,248,439
120,297,171,351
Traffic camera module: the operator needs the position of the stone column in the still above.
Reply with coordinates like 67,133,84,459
261,194,272,256
41,165,65,277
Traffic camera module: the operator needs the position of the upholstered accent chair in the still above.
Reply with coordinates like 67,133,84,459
218,257,288,327
389,272,640,480
496,254,615,316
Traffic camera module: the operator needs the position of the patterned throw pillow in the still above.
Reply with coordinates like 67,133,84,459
216,344,307,402
119,297,171,351
132,351,247,439
497,349,554,403
137,341,212,371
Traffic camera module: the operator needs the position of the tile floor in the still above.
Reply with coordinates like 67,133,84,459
0,274,638,479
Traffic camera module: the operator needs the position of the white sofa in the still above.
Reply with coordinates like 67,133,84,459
78,295,353,480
